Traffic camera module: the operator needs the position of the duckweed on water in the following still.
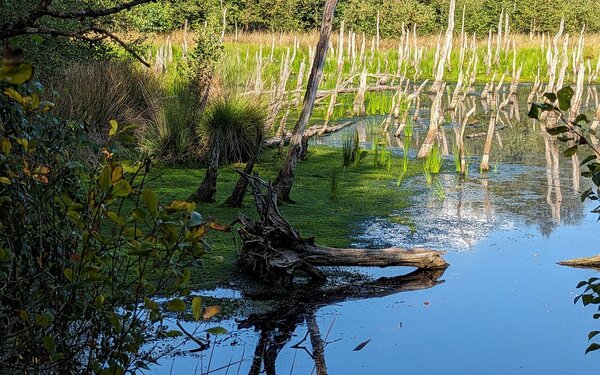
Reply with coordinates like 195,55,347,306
144,146,420,290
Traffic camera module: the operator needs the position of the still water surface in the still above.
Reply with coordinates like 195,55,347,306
153,88,600,374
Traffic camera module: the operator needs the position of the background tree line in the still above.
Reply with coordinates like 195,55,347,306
122,0,600,35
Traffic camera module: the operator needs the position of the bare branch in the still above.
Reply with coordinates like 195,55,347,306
45,0,157,20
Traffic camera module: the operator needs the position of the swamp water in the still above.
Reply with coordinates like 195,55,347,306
152,86,600,374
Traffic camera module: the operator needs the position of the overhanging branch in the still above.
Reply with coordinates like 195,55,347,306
0,0,157,66
3,25,150,67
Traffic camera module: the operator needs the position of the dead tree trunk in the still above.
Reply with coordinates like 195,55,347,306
431,0,455,92
190,137,220,202
222,131,263,207
417,83,445,158
273,0,339,203
237,172,448,286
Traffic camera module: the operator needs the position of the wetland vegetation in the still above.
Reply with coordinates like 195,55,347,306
3,0,600,374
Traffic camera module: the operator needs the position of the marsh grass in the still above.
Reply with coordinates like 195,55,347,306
403,117,414,139
139,79,201,164
197,97,266,164
341,129,358,166
52,61,160,138
421,162,433,185
433,177,446,201
425,143,443,174
145,30,600,102
453,144,461,172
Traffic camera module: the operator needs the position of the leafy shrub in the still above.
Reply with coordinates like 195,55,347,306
197,97,266,165
0,53,226,373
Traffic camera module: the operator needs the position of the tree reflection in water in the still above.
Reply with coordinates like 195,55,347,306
238,268,446,375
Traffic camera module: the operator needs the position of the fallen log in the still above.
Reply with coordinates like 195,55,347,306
559,254,600,270
235,171,448,286
465,124,508,139
262,120,356,148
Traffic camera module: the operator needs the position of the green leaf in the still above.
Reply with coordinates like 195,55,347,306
557,86,574,111
43,335,55,353
131,208,147,221
583,294,594,306
575,114,589,125
563,145,578,157
543,92,557,102
63,268,74,282
0,247,13,263
593,172,600,187
192,296,202,321
143,188,159,217
577,281,589,288
546,126,569,136
528,103,542,120
166,298,186,312
589,331,600,340
35,312,55,327
0,177,10,185
586,343,600,354
99,165,112,191
166,330,183,337
581,155,596,166
112,179,132,197
205,327,229,335
109,119,118,137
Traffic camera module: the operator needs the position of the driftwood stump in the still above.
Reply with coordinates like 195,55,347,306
236,172,448,286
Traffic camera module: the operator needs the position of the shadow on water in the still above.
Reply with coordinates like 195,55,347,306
153,84,600,374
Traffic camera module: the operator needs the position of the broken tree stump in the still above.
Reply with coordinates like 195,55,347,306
235,172,448,286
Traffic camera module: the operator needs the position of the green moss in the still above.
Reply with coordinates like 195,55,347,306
144,145,419,290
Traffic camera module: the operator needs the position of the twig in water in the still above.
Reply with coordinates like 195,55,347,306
352,339,372,351
176,321,209,352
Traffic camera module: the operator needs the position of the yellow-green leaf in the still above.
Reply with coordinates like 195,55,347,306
0,138,11,154
39,100,55,112
3,87,23,104
109,119,118,137
0,177,11,185
35,312,54,327
143,188,159,217
111,165,123,182
0,63,33,84
14,138,28,151
43,335,55,353
112,179,132,197
167,298,186,312
99,165,111,191
63,268,74,282
205,327,228,335
192,296,202,321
